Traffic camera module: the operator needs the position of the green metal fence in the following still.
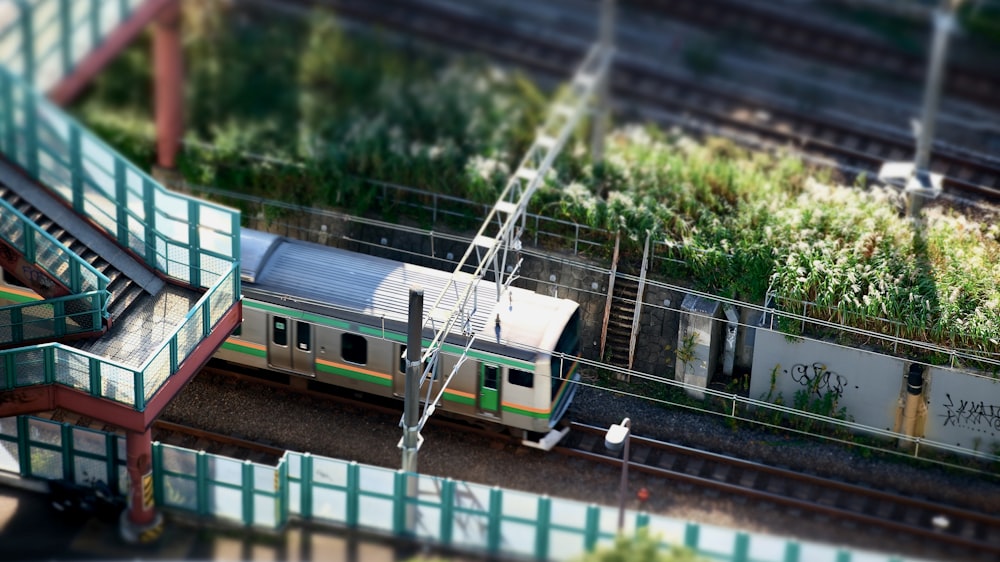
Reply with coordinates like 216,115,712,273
0,290,107,344
0,415,919,562
0,262,239,409
0,196,110,297
0,0,146,92
0,63,241,288
0,1,241,409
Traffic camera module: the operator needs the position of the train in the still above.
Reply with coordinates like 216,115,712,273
0,228,583,450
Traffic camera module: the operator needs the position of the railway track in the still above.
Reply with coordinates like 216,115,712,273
558,421,1000,561
632,0,1000,110
37,409,287,466
269,0,1000,204
42,364,997,559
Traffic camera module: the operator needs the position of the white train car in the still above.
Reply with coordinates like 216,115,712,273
216,229,581,448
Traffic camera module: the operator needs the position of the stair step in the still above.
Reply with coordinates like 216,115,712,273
107,283,146,320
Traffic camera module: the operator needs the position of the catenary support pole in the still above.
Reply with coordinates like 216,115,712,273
401,287,424,532
908,0,959,218
154,0,183,169
590,0,615,165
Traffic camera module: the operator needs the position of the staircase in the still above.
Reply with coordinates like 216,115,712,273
0,184,149,324
605,274,639,369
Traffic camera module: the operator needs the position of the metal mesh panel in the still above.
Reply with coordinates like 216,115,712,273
20,302,54,340
73,455,109,487
201,253,230,287
209,270,235,328
14,348,45,385
0,309,12,344
0,207,25,251
161,444,197,474
28,417,61,446
33,231,69,284
99,361,135,405
71,426,107,456
78,266,96,292
163,473,197,510
127,215,146,258
0,439,18,473
54,347,90,391
176,313,202,362
29,448,62,479
166,242,191,283
143,346,171,402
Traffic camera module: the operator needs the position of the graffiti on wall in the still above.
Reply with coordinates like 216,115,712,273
786,362,847,398
940,394,1000,435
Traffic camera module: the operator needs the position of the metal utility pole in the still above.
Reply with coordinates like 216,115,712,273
591,0,616,165
402,287,423,474
879,0,960,218
400,287,423,533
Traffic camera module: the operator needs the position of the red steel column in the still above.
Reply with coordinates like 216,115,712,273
154,0,183,169
122,427,163,542
126,428,155,524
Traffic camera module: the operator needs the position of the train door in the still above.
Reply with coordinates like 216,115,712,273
479,363,500,416
267,315,316,376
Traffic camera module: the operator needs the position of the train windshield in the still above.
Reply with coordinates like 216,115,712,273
550,309,581,406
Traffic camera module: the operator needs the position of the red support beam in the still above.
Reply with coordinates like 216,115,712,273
47,0,177,106
153,0,184,169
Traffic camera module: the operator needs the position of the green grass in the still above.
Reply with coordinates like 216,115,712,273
72,1,1000,364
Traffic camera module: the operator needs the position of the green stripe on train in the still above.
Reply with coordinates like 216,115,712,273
220,340,266,358
248,298,534,370
0,289,39,304
218,337,543,416
501,404,549,419
316,361,392,387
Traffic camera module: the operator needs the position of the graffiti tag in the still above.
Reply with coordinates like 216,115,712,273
785,362,847,398
21,265,54,291
940,394,1000,433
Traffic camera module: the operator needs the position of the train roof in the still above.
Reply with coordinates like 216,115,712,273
240,229,578,355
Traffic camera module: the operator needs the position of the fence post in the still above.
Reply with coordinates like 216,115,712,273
242,460,254,526
346,461,359,527
61,422,74,481
534,496,551,560
196,450,209,517
151,442,163,505
583,504,600,552
69,127,84,212
17,416,31,476
18,2,34,85
1,73,14,155
299,453,313,519
440,478,454,546
783,541,801,562
188,199,201,288
684,521,700,550
89,0,101,52
734,531,750,562
392,470,406,535
142,177,157,266
133,369,144,411
487,487,502,554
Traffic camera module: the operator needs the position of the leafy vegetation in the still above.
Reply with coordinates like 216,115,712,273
73,1,1000,364
573,529,705,562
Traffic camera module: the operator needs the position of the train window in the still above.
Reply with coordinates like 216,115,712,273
297,322,311,351
509,368,533,388
483,365,499,390
272,317,288,346
399,346,432,378
341,333,367,364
